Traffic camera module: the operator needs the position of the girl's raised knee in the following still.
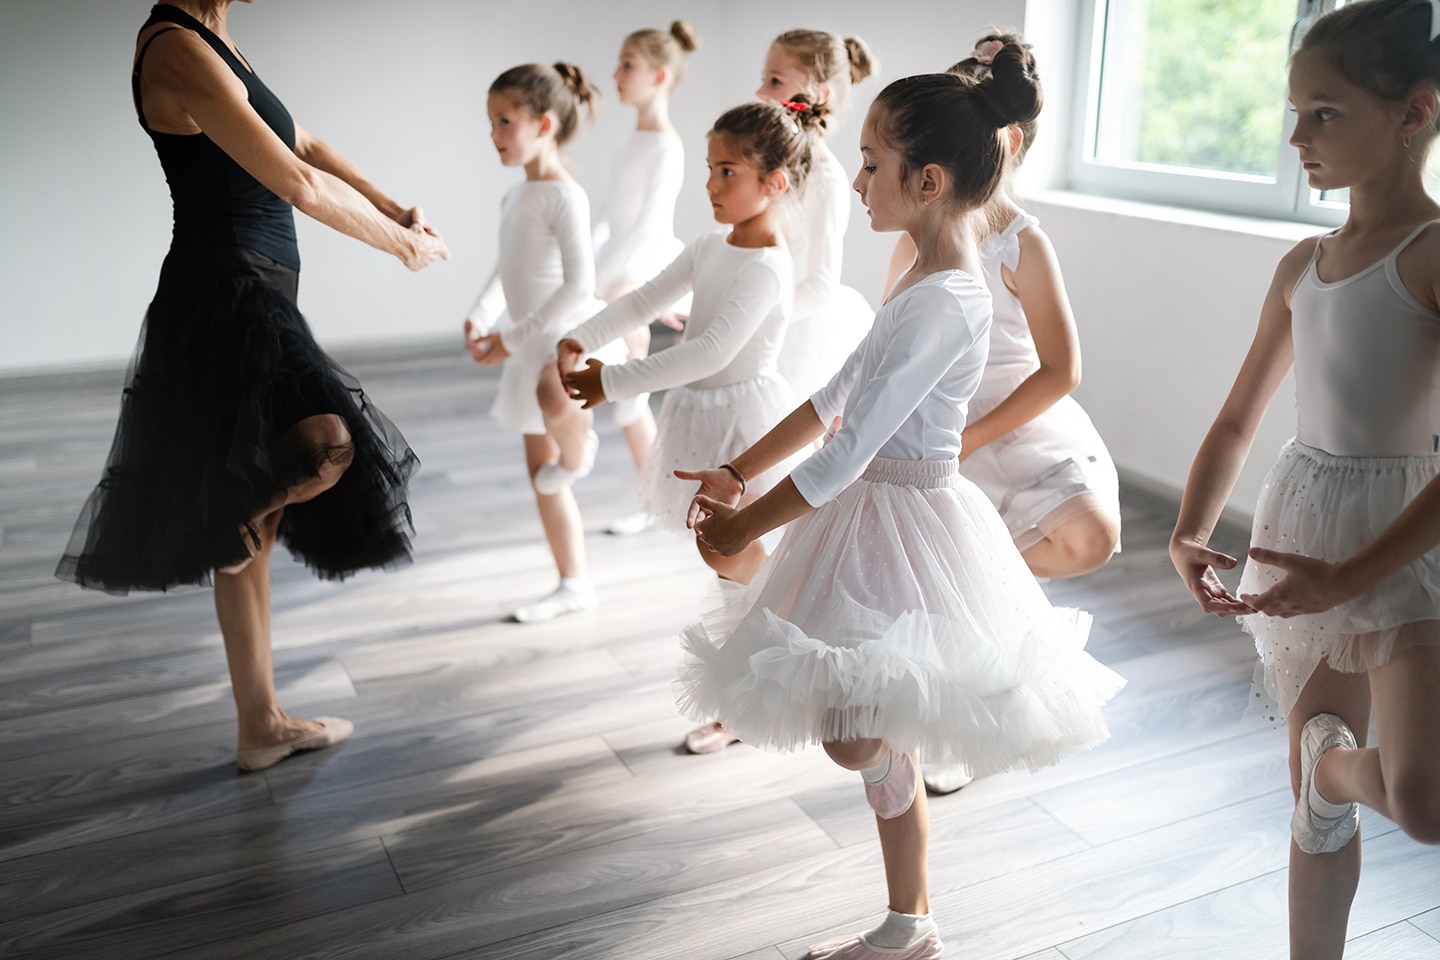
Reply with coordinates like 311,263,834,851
1388,775,1440,845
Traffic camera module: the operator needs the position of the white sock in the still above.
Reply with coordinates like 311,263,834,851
557,578,593,598
860,910,936,950
860,752,893,784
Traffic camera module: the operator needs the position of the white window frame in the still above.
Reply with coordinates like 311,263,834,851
1070,0,1346,226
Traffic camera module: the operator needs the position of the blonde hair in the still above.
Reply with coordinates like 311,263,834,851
626,21,700,84
772,29,875,108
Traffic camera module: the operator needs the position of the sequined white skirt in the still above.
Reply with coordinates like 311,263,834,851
1239,439,1440,719
640,372,805,531
677,456,1125,774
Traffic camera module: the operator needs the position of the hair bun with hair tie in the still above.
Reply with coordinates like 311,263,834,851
971,39,1005,65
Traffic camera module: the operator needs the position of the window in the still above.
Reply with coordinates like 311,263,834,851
1071,0,1437,223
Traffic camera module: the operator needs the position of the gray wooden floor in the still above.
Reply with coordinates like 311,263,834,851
2,342,1439,960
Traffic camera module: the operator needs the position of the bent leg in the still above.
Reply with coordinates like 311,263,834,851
1287,660,1371,960
1318,633,1440,841
537,361,593,471
1019,502,1121,579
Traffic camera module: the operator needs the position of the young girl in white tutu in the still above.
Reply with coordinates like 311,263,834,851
558,99,819,586
594,22,700,534
463,63,624,623
680,52,1125,960
886,33,1123,796
756,29,880,401
1171,2,1440,954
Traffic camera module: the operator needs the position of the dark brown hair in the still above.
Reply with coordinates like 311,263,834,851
489,62,601,146
1297,0,1440,146
949,31,1041,163
709,97,826,194
772,29,875,108
626,21,700,83
872,41,1042,210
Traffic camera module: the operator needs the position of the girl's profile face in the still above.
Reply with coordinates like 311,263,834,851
614,42,664,106
853,107,912,232
487,91,547,167
705,133,779,225
1288,50,1406,192
756,44,816,104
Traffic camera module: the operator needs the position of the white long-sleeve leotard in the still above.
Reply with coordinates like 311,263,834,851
790,151,850,321
791,270,994,507
467,180,601,355
566,232,794,401
592,130,685,300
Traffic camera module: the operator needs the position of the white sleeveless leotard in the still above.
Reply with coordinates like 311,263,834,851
1239,220,1440,719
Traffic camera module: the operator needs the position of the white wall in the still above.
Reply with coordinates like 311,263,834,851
1027,195,1307,518
0,0,1022,374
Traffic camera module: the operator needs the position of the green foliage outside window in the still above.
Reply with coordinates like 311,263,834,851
1127,0,1296,176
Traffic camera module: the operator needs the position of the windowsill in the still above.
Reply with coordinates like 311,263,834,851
1019,188,1328,244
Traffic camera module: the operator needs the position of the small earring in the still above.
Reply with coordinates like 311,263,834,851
1404,134,1413,148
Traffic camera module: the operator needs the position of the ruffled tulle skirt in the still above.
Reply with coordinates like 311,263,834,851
1239,439,1440,720
677,456,1125,774
961,369,1121,550
639,372,806,531
777,285,876,400
56,246,418,593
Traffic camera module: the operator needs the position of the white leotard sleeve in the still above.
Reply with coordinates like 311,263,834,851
790,282,986,506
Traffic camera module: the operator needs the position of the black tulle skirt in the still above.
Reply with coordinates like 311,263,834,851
56,246,418,593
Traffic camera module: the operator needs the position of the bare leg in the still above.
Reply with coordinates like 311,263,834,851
1316,638,1440,841
1286,660,1371,960
824,739,930,915
525,433,587,581
537,360,593,470
696,537,767,584
1019,505,1121,579
217,414,354,750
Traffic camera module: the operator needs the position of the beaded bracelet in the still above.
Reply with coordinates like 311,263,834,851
719,462,747,495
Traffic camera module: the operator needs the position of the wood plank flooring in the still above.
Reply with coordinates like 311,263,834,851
2,342,1438,959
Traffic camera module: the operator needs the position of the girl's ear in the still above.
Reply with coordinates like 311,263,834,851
654,66,670,89
766,168,790,197
1006,124,1025,157
819,81,835,105
537,112,555,138
917,162,947,205
1401,86,1438,145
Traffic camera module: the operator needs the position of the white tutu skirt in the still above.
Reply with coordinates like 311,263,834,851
1239,439,1440,720
640,372,807,531
677,456,1125,775
961,370,1121,550
490,304,627,435
777,285,876,401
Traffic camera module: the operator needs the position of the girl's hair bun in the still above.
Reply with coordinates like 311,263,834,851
973,41,1042,129
670,20,699,53
552,61,598,108
843,36,875,84
783,93,830,134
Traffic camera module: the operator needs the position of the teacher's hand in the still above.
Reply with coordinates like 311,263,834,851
403,229,451,271
397,205,441,237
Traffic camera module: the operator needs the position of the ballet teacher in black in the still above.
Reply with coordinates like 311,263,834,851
56,0,450,772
